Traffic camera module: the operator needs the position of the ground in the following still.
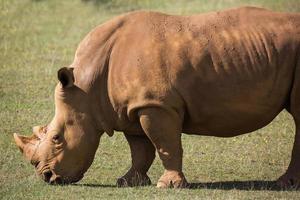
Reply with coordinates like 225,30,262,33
1,0,300,199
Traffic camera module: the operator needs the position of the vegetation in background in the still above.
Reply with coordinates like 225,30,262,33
1,0,300,199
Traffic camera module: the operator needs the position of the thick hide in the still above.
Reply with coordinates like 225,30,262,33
14,7,300,188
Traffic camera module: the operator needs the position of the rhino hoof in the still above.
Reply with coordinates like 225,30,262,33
156,179,189,189
116,175,151,187
277,173,300,189
156,171,189,188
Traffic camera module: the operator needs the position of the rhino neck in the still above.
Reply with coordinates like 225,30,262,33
70,15,127,136
89,66,117,137
72,60,117,136
72,47,119,136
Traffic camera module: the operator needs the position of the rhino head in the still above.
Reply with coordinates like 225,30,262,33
13,67,103,184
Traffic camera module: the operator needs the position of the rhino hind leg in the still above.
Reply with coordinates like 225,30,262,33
116,134,155,187
277,122,300,189
277,61,300,189
138,107,188,188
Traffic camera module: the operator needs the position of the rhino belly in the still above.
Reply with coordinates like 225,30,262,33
182,99,285,137
179,26,296,137
180,70,292,137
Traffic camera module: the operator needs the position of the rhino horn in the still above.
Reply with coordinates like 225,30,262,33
13,133,39,161
14,133,28,152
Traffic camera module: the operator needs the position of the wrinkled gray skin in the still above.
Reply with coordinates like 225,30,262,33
14,7,300,188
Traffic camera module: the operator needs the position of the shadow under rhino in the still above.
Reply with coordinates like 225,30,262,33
74,180,298,191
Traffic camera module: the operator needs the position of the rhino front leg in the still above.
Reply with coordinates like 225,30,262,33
117,134,155,187
138,107,188,188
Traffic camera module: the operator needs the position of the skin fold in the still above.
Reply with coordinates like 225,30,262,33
14,6,300,188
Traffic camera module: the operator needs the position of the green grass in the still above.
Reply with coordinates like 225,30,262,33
1,0,300,199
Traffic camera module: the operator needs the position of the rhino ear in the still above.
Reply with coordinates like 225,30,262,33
58,67,74,88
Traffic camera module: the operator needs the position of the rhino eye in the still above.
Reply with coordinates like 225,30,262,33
66,120,74,125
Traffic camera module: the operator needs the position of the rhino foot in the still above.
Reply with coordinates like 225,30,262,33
157,171,189,188
277,172,300,189
116,171,151,187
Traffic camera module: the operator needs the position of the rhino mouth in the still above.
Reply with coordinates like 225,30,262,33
41,170,60,184
41,169,84,185
42,170,54,183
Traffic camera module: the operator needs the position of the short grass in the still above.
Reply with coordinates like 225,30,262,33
1,0,300,199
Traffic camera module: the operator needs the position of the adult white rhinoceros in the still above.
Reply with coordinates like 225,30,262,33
14,6,300,188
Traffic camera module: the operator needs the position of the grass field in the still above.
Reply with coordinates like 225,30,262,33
1,0,300,199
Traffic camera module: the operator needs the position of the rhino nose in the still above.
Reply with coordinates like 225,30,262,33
42,170,53,183
49,176,62,185
42,170,63,185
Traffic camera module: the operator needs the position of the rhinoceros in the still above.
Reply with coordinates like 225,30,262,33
13,6,300,188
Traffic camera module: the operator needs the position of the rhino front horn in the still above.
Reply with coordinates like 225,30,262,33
13,133,39,161
13,133,27,153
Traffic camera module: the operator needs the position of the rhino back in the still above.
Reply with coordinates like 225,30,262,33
106,8,300,135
